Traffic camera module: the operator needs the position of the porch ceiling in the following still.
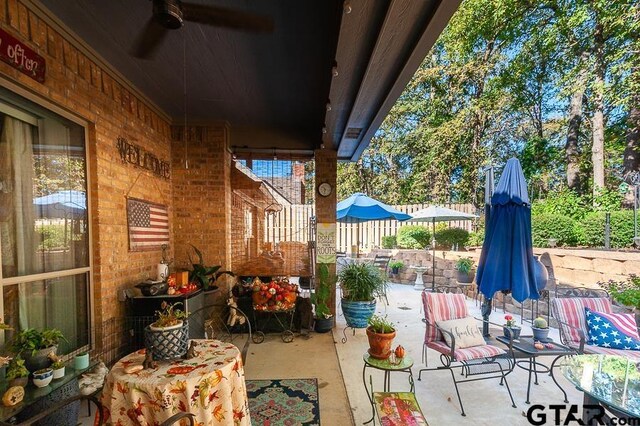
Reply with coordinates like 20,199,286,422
33,0,460,161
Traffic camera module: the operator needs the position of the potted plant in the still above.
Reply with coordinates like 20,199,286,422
10,328,65,372
389,260,404,275
188,245,235,292
503,314,521,340
5,356,29,387
366,315,396,359
598,275,640,310
32,367,53,388
144,302,190,360
311,263,335,333
455,257,474,283
531,317,549,342
339,262,386,329
51,359,65,379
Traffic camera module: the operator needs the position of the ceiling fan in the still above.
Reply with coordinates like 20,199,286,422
131,0,274,58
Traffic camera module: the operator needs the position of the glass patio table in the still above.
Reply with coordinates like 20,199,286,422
562,354,640,422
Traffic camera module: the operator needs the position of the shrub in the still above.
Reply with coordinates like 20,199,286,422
36,224,67,250
531,214,580,247
531,189,588,220
434,227,469,249
381,235,397,249
468,230,484,247
578,210,634,248
396,225,430,249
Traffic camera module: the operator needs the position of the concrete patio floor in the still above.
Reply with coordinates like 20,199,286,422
332,283,585,426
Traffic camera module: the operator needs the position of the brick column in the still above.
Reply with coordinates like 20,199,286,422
314,148,337,316
171,124,233,290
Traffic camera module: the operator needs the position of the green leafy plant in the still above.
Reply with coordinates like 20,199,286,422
339,262,386,302
389,260,404,270
468,230,485,247
188,245,235,290
51,360,65,369
533,317,548,329
311,263,335,319
11,328,66,356
531,214,580,247
367,314,395,334
578,210,635,248
5,356,29,380
152,302,189,328
455,257,474,274
381,235,397,249
434,227,470,249
598,275,640,309
397,225,430,249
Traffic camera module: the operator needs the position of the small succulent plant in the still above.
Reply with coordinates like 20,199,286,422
533,317,548,329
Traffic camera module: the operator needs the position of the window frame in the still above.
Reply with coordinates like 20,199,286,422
0,76,94,353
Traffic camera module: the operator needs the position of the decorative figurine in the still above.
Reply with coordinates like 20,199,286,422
143,348,157,369
185,341,199,359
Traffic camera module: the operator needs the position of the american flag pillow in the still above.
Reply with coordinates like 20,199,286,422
585,308,640,351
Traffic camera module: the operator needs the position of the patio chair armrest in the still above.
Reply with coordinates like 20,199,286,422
554,317,586,353
431,321,457,355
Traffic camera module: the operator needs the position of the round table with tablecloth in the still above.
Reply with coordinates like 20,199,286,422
100,339,250,425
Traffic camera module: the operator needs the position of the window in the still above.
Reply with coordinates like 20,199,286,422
0,88,91,354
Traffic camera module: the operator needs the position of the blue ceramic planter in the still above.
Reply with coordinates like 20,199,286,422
341,299,376,328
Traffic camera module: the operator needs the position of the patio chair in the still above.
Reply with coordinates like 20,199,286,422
187,302,252,365
550,287,640,361
417,291,516,416
372,254,391,305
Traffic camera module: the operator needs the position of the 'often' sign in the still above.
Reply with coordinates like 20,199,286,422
0,28,45,83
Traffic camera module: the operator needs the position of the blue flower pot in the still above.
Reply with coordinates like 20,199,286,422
341,299,376,328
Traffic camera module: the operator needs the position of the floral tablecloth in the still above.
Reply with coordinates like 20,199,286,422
100,339,250,426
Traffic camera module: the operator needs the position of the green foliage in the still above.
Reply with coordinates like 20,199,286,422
592,188,624,213
434,228,470,249
578,210,635,248
5,356,29,380
468,230,485,247
531,189,588,220
533,317,548,329
598,275,640,309
381,235,397,249
389,260,404,270
338,262,386,302
455,257,474,274
531,214,580,247
36,224,67,250
397,226,430,249
188,245,234,290
312,263,335,318
11,328,66,355
367,314,395,334
152,302,188,328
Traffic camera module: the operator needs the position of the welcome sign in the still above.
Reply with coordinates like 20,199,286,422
0,28,45,83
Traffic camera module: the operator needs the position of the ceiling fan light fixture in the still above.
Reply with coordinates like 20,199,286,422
152,0,184,29
326,102,332,112
344,2,352,14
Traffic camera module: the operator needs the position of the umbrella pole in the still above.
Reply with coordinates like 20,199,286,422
481,297,492,337
431,219,436,291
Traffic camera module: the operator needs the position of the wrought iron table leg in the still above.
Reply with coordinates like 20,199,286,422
549,355,569,403
526,357,533,404
362,365,375,425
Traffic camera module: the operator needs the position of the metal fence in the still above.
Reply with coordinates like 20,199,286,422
264,203,478,253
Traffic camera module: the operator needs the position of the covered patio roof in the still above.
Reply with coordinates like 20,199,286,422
32,0,460,160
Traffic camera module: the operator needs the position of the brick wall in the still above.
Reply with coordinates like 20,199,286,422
0,1,175,327
171,125,233,290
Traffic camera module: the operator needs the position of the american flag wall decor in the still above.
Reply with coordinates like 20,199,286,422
127,198,169,251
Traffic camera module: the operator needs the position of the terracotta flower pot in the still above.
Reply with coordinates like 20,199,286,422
366,327,396,359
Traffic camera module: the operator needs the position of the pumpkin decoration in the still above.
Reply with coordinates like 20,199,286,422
251,279,298,311
394,345,405,359
533,341,544,350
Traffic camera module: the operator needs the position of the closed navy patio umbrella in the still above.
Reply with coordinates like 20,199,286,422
337,193,411,256
476,158,538,335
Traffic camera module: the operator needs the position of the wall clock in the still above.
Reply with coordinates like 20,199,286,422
318,182,332,197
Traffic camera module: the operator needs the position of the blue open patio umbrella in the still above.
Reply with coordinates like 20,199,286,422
336,193,411,256
476,158,538,335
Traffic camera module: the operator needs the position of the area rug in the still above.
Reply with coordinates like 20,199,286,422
246,378,320,426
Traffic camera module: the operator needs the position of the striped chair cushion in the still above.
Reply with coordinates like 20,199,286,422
551,298,612,346
427,341,506,362
423,291,469,343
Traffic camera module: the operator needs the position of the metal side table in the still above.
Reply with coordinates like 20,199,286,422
362,353,415,424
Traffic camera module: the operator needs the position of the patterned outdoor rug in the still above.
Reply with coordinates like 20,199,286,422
246,378,320,426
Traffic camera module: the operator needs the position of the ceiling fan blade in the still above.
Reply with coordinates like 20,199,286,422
131,17,170,59
181,3,274,33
